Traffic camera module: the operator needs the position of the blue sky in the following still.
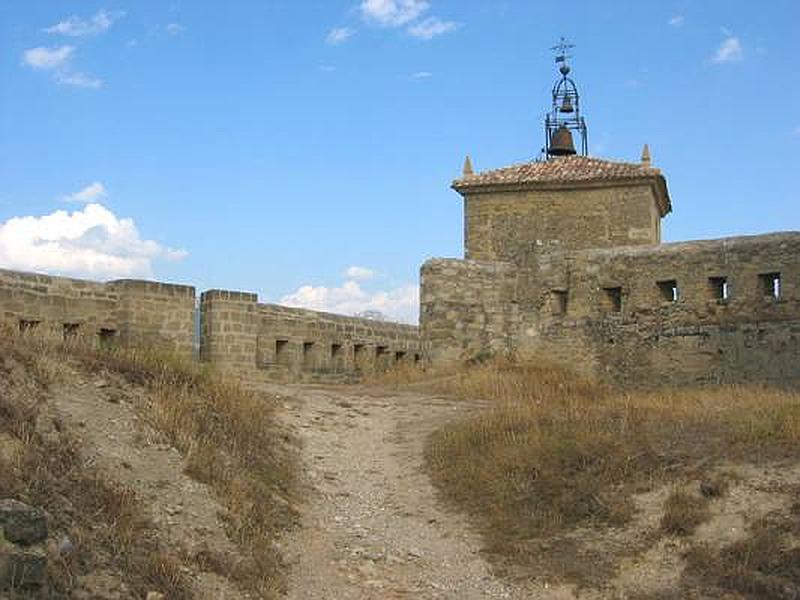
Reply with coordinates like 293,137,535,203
1,1,798,323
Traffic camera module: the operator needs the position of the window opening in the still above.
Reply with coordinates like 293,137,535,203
98,328,118,347
63,323,80,341
603,287,622,313
708,277,729,301
552,290,568,315
760,272,781,299
657,280,679,303
18,319,40,335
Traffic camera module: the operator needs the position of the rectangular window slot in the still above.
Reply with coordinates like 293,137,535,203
275,340,290,365
331,343,342,358
708,277,729,301
18,319,40,335
395,351,406,362
760,272,781,299
414,354,421,364
353,344,365,370
98,328,117,347
63,323,80,341
302,342,315,369
376,346,388,357
551,290,568,315
602,287,622,313
657,280,679,303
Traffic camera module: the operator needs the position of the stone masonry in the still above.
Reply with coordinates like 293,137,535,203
0,268,420,383
421,154,800,387
200,291,421,382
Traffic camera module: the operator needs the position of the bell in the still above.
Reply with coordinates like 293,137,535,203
560,95,574,113
549,126,576,156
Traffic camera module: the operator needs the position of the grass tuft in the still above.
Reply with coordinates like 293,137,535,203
660,487,710,536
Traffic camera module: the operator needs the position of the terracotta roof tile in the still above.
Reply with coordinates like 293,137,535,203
453,155,663,189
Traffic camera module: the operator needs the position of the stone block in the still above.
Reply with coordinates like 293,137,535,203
0,500,47,546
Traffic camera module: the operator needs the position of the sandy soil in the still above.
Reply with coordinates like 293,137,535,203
44,372,249,599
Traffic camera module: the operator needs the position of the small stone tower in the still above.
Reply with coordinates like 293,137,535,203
451,43,671,266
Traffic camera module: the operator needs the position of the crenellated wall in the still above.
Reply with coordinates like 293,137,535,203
421,232,800,387
0,268,421,382
200,290,421,382
0,268,195,357
253,303,420,381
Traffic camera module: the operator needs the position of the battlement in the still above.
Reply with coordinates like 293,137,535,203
199,291,421,382
422,231,800,386
0,268,421,383
0,268,194,355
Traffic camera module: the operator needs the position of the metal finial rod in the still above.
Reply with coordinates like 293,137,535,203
550,36,575,63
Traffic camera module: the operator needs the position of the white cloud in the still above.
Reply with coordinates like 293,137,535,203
280,279,419,324
712,37,743,64
345,265,376,280
360,0,430,27
44,10,125,37
0,203,187,280
21,45,102,88
165,23,185,35
411,71,433,79
668,15,685,27
22,46,74,70
55,71,103,89
64,182,107,203
407,17,459,39
327,27,354,45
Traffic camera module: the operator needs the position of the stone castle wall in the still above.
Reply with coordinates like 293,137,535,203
0,268,420,382
0,268,195,357
201,290,421,381
422,232,800,387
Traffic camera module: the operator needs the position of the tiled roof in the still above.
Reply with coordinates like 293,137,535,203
453,155,663,190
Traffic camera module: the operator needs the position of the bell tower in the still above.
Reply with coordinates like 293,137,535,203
544,38,588,158
453,39,670,266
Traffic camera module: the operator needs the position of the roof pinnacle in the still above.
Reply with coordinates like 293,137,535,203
641,144,651,167
463,155,474,177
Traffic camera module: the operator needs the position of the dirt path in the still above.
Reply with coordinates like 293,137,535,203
271,384,553,600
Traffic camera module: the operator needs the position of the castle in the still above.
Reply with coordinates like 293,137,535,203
420,45,800,387
1,47,798,387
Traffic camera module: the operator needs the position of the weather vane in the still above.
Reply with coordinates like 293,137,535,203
550,37,575,65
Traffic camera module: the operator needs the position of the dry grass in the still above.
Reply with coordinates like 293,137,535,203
422,358,800,583
660,487,710,536
1,331,298,597
685,509,800,599
0,337,192,598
